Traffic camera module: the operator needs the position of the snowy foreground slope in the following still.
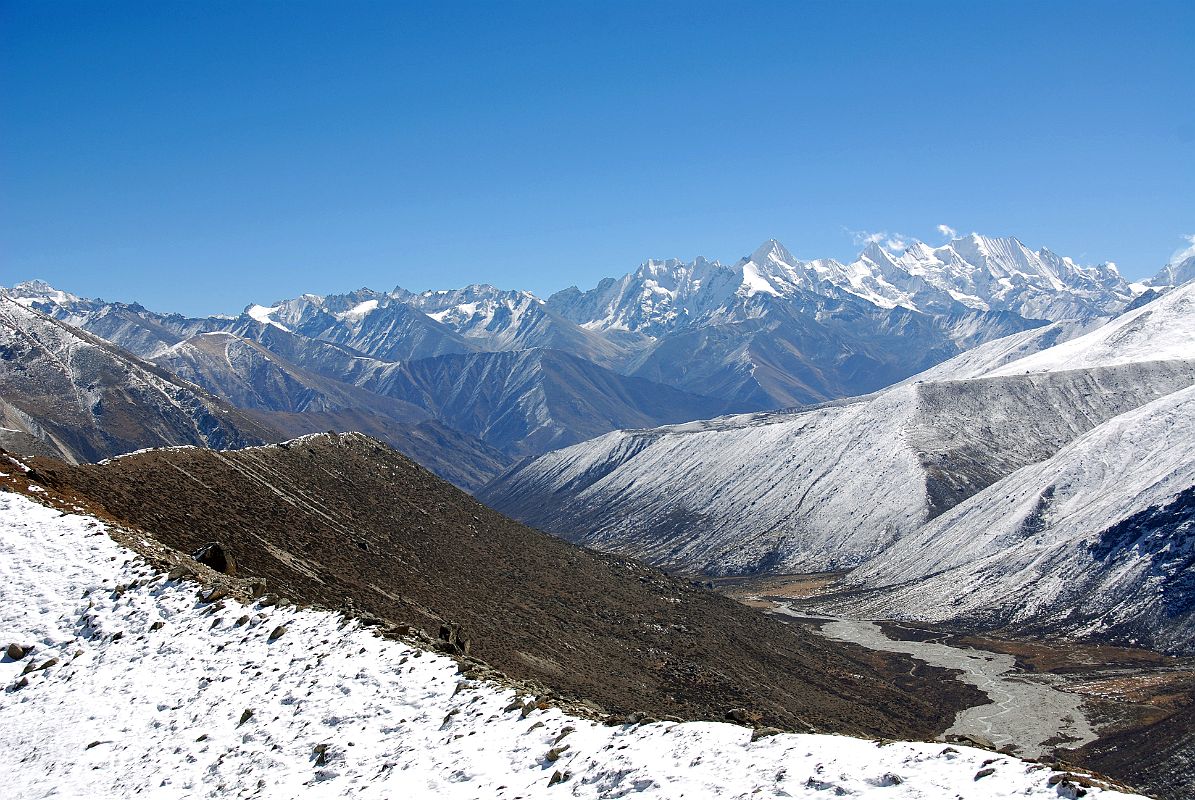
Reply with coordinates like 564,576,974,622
0,492,1140,800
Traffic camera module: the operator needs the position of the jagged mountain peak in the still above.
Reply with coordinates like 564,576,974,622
747,238,798,266
1145,254,1195,289
3,279,82,307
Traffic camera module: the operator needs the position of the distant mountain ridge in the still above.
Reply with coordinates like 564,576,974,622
3,230,1181,487
549,233,1132,333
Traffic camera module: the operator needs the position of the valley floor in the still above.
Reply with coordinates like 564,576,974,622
0,491,1144,799
719,573,1195,799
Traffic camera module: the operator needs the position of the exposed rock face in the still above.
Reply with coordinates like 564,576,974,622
193,542,235,576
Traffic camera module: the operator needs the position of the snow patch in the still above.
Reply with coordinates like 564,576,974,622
246,304,290,332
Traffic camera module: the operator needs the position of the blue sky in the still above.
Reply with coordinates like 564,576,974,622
2,0,1193,316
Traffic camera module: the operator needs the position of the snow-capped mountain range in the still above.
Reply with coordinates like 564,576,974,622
549,233,1134,333
6,231,1175,480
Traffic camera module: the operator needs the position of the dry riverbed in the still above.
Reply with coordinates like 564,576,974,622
715,573,1195,783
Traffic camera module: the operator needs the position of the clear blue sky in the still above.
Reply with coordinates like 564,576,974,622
3,0,1193,316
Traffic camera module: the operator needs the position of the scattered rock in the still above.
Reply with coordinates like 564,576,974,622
166,566,193,581
5,643,27,660
552,726,575,745
437,622,471,655
268,626,288,642
1048,772,1098,796
193,542,236,575
22,657,58,675
149,621,165,632
199,587,228,604
750,726,783,742
548,770,570,787
974,767,996,780
545,744,569,761
726,708,761,725
313,743,331,766
947,733,996,750
238,709,254,726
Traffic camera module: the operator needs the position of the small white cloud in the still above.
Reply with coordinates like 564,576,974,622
847,227,913,253
1171,233,1195,264
936,224,957,239
848,229,886,246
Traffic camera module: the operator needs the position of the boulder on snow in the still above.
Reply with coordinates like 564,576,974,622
751,726,784,742
5,643,27,660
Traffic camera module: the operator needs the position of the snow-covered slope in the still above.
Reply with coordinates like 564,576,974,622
0,490,1142,799
831,384,1195,653
483,284,1195,575
483,360,1195,574
898,318,1108,384
986,280,1195,375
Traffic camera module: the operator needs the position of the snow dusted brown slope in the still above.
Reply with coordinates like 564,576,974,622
0,297,276,462
0,490,1145,799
